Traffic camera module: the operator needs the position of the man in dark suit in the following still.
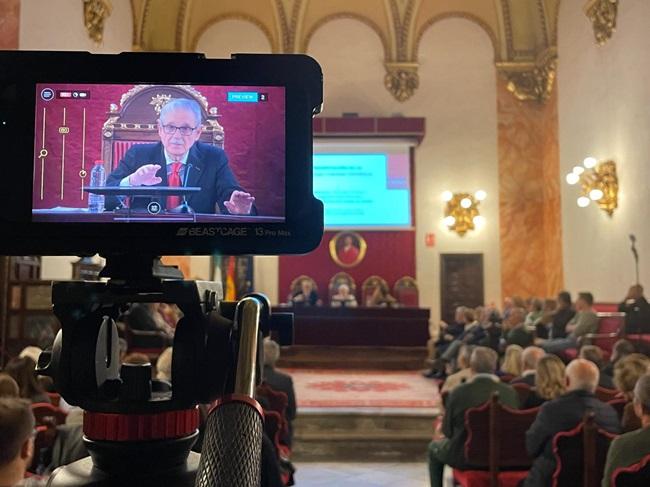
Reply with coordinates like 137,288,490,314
263,339,297,448
602,373,650,487
523,359,621,487
106,98,255,215
428,347,519,487
618,284,650,334
510,346,545,386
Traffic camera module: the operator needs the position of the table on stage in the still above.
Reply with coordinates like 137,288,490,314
273,306,431,347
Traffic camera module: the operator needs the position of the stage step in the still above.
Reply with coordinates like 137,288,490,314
292,408,439,462
278,346,428,370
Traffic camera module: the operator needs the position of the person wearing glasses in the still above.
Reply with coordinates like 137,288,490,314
106,98,255,214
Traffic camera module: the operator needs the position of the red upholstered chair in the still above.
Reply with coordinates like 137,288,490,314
611,453,650,487
257,383,290,452
561,312,625,362
551,411,617,487
499,373,515,383
511,382,534,408
31,402,67,426
29,424,57,474
393,276,419,307
287,275,318,303
46,392,61,407
101,85,224,172
453,393,538,487
595,386,621,403
262,410,293,486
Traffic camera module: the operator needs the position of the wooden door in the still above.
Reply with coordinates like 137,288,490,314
440,254,484,323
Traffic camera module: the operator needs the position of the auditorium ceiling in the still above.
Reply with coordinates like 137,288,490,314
125,0,617,103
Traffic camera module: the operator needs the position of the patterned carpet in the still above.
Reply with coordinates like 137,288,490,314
283,368,440,409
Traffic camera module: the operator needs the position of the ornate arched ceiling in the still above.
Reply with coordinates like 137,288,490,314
120,0,614,103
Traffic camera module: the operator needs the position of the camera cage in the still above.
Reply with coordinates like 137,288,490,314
0,51,324,256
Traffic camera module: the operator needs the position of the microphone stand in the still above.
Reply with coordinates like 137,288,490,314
170,163,195,217
630,235,640,286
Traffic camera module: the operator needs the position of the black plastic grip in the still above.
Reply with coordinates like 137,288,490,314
195,399,263,487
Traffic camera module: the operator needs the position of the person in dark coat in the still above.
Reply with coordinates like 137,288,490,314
618,284,650,334
263,338,297,448
522,359,621,487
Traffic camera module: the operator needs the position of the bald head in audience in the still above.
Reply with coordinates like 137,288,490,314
565,358,600,393
521,347,545,373
470,346,498,375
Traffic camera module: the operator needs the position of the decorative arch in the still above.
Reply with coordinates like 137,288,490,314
415,12,500,62
190,13,278,53
301,13,389,59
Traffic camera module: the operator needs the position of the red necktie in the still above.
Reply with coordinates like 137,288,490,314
166,161,183,209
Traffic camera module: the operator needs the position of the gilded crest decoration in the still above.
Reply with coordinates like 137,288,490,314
498,49,557,104
149,94,172,115
384,63,419,103
584,0,618,46
83,0,113,44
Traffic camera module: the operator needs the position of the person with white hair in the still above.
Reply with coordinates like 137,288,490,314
602,373,650,486
330,283,357,308
18,346,42,365
511,346,545,386
523,359,621,487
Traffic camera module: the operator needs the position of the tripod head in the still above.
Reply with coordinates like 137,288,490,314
37,254,293,486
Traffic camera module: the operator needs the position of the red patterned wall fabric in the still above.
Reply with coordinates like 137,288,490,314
278,231,416,304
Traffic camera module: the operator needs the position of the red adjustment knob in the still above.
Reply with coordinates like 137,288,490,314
83,407,199,441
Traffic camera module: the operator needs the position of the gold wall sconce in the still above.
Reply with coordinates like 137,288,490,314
565,157,618,216
442,190,486,236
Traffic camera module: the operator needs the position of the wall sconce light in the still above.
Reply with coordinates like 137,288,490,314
442,190,486,236
565,157,618,216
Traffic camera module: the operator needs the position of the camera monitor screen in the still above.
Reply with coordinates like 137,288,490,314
32,83,285,223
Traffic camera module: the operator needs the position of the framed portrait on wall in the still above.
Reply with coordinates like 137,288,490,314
329,231,367,268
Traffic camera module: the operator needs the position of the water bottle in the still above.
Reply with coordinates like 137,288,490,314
88,160,106,213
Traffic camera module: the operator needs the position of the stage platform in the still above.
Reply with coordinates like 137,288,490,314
286,368,441,462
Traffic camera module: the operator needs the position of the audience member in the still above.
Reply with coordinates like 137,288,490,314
156,346,173,382
290,279,322,307
263,339,297,448
618,284,650,334
523,359,621,487
0,398,44,487
525,298,544,327
602,373,650,487
501,344,524,377
428,347,519,487
4,357,50,404
541,292,597,354
124,303,174,341
503,296,525,322
524,354,566,408
18,347,42,365
547,291,576,340
579,345,616,389
440,345,475,394
330,284,358,308
0,374,19,398
614,353,650,432
511,346,545,386
122,352,151,366
602,339,636,377
504,308,534,348
533,299,557,339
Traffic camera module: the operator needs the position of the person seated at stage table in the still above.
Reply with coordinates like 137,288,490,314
290,279,322,308
106,98,255,215
618,284,650,334
522,359,621,487
365,285,398,308
330,284,358,308
602,373,650,487
541,292,598,354
427,347,519,487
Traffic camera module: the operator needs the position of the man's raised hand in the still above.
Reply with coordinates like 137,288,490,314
129,164,162,186
224,190,255,215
